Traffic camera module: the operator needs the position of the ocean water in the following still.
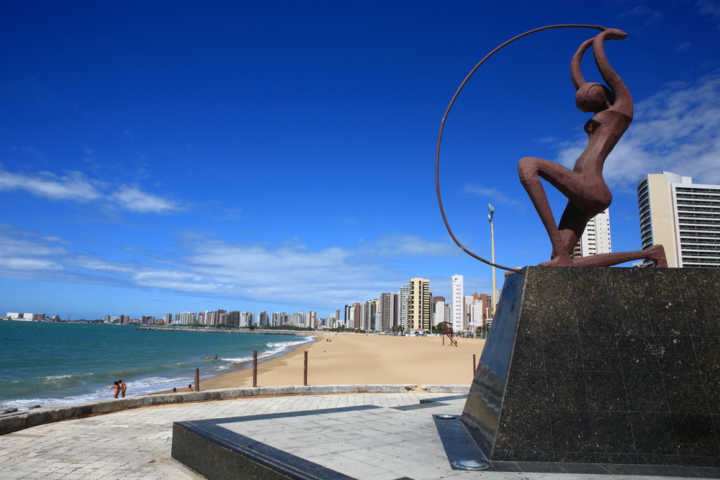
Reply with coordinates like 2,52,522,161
0,321,312,410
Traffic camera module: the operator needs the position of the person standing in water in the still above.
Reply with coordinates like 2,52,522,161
110,381,120,399
119,380,127,398
517,27,666,268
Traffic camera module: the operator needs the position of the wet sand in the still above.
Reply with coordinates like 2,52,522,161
198,333,485,390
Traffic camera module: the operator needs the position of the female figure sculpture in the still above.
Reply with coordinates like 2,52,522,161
517,28,667,267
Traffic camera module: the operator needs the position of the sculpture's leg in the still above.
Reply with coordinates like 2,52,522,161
556,201,589,255
518,157,589,264
570,244,667,267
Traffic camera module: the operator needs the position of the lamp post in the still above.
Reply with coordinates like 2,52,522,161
488,204,496,316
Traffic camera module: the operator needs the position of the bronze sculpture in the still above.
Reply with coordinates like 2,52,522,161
436,25,667,271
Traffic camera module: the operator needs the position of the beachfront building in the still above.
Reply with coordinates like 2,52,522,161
571,208,611,258
344,305,352,328
451,274,463,333
271,312,288,327
464,296,475,332
433,300,446,327
392,293,399,329
408,277,431,332
310,311,317,329
204,310,226,327
398,285,410,331
289,312,303,328
362,299,380,331
223,311,237,328
174,312,196,325
638,171,720,267
351,302,362,329
240,311,253,327
258,311,269,327
471,300,483,332
380,293,395,331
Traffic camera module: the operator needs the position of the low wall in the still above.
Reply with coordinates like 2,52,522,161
0,384,468,435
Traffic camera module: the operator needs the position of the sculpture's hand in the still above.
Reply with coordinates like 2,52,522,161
602,28,627,40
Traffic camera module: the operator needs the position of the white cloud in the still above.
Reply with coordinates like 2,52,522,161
133,270,221,292
0,229,65,272
70,257,133,273
463,184,521,205
698,0,720,17
0,226,456,309
183,241,396,306
675,41,692,53
0,236,66,257
0,168,178,214
619,5,662,24
556,73,720,186
111,186,178,213
0,170,100,200
0,257,61,271
369,235,457,257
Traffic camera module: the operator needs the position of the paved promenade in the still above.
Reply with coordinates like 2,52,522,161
1,393,698,479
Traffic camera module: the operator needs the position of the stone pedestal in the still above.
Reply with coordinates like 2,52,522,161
462,267,720,467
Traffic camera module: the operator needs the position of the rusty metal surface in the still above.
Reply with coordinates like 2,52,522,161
436,25,667,269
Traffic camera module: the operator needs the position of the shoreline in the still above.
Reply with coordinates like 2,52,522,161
153,333,316,394
195,332,485,391
1,328,315,410
3,330,484,408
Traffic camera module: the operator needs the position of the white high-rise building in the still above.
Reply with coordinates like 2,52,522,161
573,208,611,258
451,274,463,332
398,285,410,331
638,171,720,268
433,300,445,327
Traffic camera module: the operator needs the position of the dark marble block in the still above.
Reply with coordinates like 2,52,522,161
461,266,720,467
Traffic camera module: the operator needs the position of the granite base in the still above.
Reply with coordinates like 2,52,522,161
461,266,720,467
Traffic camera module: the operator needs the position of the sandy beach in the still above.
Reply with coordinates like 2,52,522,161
199,333,485,390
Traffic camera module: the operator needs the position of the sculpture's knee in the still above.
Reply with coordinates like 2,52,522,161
518,157,538,184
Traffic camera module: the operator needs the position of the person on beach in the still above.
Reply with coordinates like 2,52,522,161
186,384,193,392
214,354,218,361
111,381,120,399
119,380,127,398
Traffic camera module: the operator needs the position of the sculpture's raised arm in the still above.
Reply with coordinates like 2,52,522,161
570,37,594,90
592,28,633,117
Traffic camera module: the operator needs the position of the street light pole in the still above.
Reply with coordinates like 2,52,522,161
488,204,496,316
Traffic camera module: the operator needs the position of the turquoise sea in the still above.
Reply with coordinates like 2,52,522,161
0,321,312,410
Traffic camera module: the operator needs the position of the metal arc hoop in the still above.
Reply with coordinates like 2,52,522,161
435,24,605,272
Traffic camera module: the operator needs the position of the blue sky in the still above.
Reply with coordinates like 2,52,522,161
2,1,719,318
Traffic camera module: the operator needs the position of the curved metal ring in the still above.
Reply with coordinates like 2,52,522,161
435,24,606,273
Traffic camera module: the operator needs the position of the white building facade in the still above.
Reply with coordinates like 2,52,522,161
638,171,720,267
573,208,611,257
451,275,463,332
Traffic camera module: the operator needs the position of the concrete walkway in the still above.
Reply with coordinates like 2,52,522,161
0,393,698,480
1,393,439,480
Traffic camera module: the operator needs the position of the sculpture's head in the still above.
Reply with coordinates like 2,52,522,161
576,82,614,113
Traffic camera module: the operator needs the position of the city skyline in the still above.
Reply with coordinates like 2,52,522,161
2,3,719,318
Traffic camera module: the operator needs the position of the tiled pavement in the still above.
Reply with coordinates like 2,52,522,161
0,393,701,479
